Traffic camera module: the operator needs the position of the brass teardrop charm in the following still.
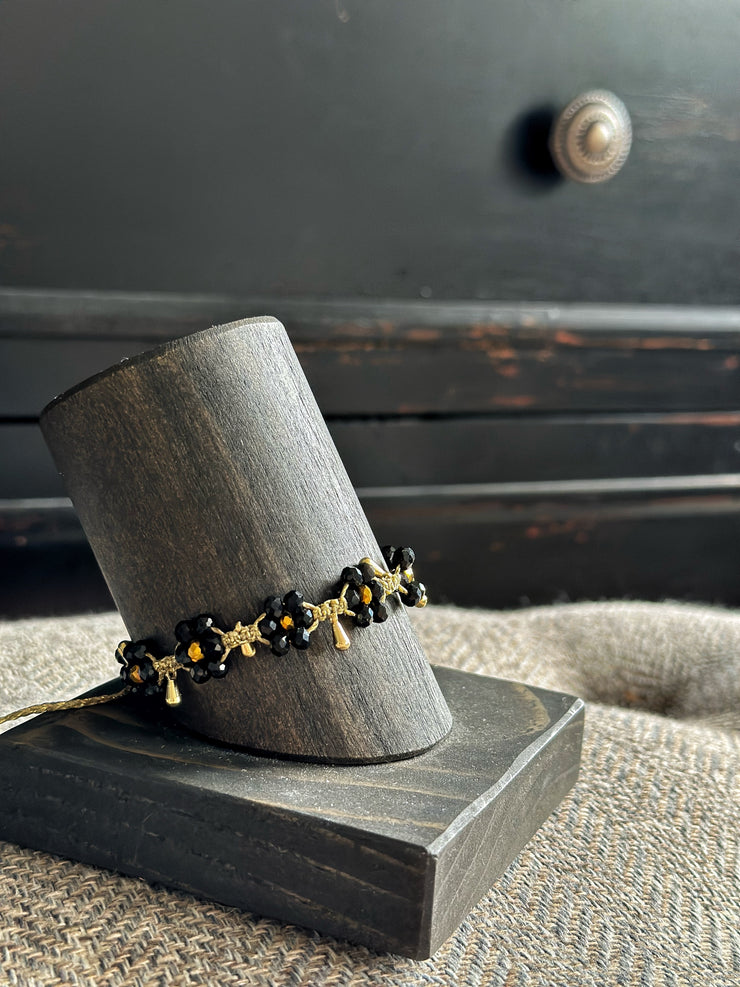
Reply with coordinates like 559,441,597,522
165,675,182,707
331,615,351,651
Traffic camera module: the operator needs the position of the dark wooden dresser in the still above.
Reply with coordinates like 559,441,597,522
1,0,739,615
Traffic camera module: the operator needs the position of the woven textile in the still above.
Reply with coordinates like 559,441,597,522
1,601,738,987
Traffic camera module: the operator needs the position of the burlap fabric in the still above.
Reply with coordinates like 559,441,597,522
1,601,738,986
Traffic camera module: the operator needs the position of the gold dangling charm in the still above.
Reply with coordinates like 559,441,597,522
331,615,351,651
165,674,182,707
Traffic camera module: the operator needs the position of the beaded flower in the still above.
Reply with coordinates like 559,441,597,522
259,591,314,656
339,564,389,627
174,614,228,683
115,640,161,696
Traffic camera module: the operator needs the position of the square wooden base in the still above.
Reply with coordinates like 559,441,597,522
0,667,583,958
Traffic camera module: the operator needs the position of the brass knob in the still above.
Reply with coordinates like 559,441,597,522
550,90,632,184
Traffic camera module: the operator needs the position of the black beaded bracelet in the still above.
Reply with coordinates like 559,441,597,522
0,546,428,727
115,545,427,708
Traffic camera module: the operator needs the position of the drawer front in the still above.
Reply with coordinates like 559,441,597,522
0,1,738,302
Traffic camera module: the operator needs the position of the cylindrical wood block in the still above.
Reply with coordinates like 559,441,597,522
40,317,452,763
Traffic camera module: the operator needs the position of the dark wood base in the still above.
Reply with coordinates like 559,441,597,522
0,667,583,959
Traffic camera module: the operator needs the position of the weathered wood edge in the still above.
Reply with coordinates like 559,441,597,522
10,413,740,500
429,695,585,857
6,473,740,546
2,288,740,341
424,695,585,955
4,293,740,420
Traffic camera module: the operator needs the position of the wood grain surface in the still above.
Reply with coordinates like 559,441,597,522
39,318,451,762
0,666,584,958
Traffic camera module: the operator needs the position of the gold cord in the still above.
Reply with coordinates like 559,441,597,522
0,685,132,726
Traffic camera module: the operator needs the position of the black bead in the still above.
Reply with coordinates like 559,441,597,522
258,616,278,637
283,589,304,612
373,602,390,623
271,634,290,657
331,580,344,598
393,546,416,570
294,606,312,628
190,664,210,683
175,614,218,644
341,566,364,587
193,613,217,636
359,561,376,583
380,545,397,569
207,661,229,679
141,660,158,682
402,581,423,606
370,579,385,602
174,619,189,643
117,640,149,666
292,626,311,649
263,595,283,618
344,585,361,609
354,607,374,627
208,635,225,656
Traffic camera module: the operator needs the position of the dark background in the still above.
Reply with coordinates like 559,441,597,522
1,0,740,615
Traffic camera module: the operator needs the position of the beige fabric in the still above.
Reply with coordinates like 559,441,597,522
0,601,738,987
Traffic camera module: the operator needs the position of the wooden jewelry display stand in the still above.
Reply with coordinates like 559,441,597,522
0,318,583,958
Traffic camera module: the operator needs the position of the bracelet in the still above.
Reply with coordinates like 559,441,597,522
117,545,427,708
0,545,427,725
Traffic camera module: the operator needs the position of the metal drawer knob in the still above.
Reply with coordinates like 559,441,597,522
550,90,632,184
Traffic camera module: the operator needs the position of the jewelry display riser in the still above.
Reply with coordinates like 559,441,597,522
0,666,583,959
39,316,451,761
